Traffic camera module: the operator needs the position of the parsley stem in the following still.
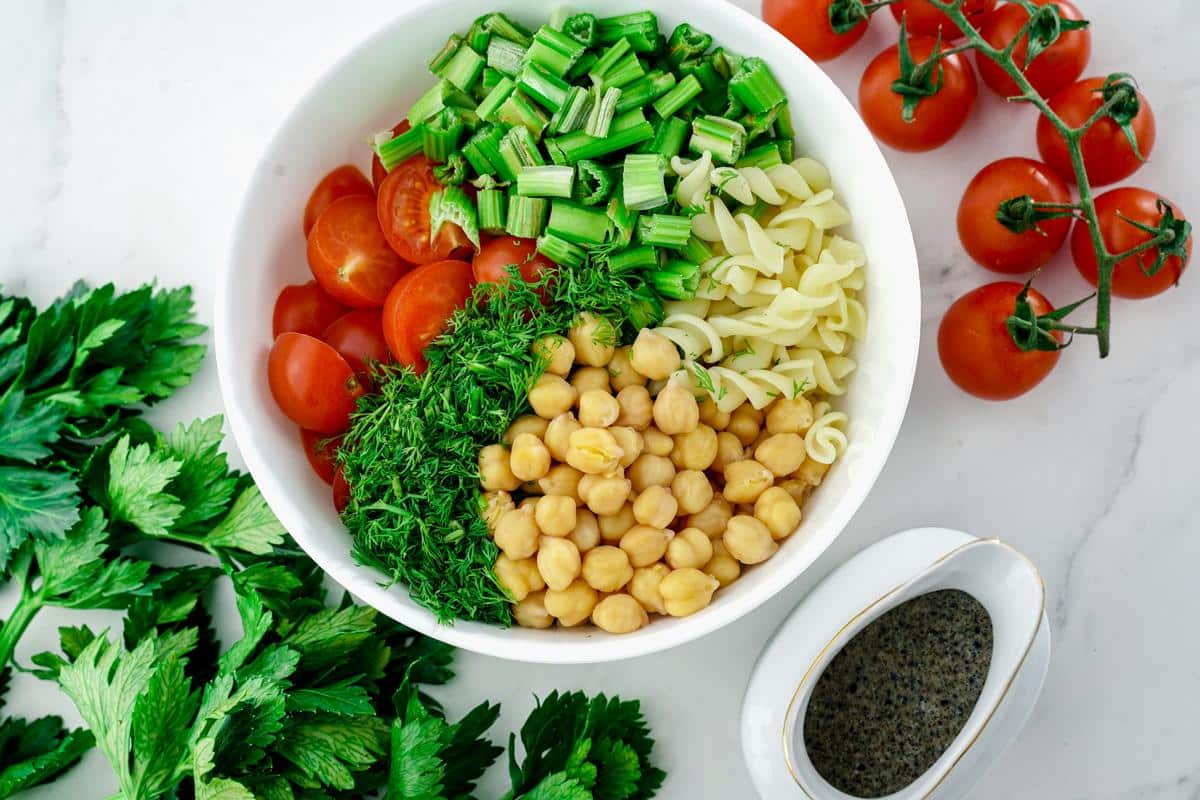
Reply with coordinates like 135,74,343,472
0,584,45,671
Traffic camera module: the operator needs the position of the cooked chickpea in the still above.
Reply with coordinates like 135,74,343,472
482,490,515,530
568,508,601,552
493,554,544,602
778,478,810,507
704,540,741,587
659,568,719,617
509,433,551,482
766,396,815,435
571,366,611,398
533,335,574,377
672,470,714,515
629,563,670,614
592,594,649,634
723,515,779,564
598,503,636,542
794,456,831,487
633,485,678,529
520,480,544,496
535,495,577,537
479,444,521,492
608,346,646,391
543,579,598,627
699,400,731,431
609,426,644,467
543,412,581,462
513,590,554,629
666,527,714,570
727,404,763,446
504,415,549,444
537,536,582,592
584,475,632,516
494,506,540,559
581,546,633,592
529,374,577,419
711,432,747,473
538,464,583,502
687,494,733,538
642,427,674,457
519,497,539,511
652,379,700,435
615,385,653,430
754,486,803,540
628,454,676,493
754,433,807,477
620,525,671,568
722,459,774,504
629,329,681,380
578,389,620,428
565,427,623,474
569,312,616,367
672,424,718,471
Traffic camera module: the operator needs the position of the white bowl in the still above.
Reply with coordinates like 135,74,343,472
216,0,920,664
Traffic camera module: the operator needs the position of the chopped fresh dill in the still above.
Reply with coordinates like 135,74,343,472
792,378,810,399
691,362,715,394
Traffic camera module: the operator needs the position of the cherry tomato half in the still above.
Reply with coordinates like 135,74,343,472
859,36,977,152
372,120,412,189
332,467,351,514
377,155,474,266
382,259,475,374
938,282,1061,401
889,0,996,40
303,165,373,237
268,332,365,433
762,0,869,62
272,280,348,339
472,237,556,288
307,194,411,308
300,427,342,484
1037,77,1156,188
1072,188,1191,299
322,309,391,377
977,0,1090,99
957,158,1072,274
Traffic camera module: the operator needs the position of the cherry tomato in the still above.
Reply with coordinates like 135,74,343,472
372,120,412,189
268,332,365,434
272,280,348,338
300,428,342,484
332,467,351,514
859,36,977,152
957,158,1072,274
472,237,556,287
1037,77,1156,187
307,194,410,309
377,155,474,266
382,259,475,374
302,165,373,237
762,0,869,62
938,282,1061,401
977,0,1090,99
1072,188,1191,299
889,0,996,40
322,309,391,377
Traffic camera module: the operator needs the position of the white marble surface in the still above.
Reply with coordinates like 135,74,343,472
2,1,1197,798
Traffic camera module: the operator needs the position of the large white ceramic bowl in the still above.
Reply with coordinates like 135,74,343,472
217,0,920,664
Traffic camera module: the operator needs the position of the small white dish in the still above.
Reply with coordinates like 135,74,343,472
741,528,1051,799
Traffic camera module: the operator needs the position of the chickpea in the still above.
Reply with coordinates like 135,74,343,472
666,527,714,570
529,374,577,419
482,490,515,530
766,396,815,435
544,412,581,462
494,554,544,602
592,594,649,634
495,506,540,559
620,525,671,568
520,480,544,496
727,404,763,446
609,426,644,467
642,427,674,457
633,485,678,529
608,346,647,391
569,312,616,367
519,497,539,511
794,456,832,487
537,536,582,592
533,335,575,377
513,590,554,629
750,431,773,453
578,389,620,428
598,503,636,542
543,579,598,627
538,464,583,502
584,475,632,516
504,415,549,444
628,454,676,493
615,385,653,430
535,495,577,537
711,432,746,473
510,433,551,482
671,470,714,515
571,366,611,399
722,459,774,504
629,328,681,380
698,399,731,431
566,427,623,474
754,486,803,540
659,568,720,617
629,563,670,614
687,494,733,538
704,540,742,587
778,478,810,507
569,508,601,552
581,545,634,592
672,424,718,471
652,378,700,435
479,444,521,492
723,515,779,564
755,433,807,477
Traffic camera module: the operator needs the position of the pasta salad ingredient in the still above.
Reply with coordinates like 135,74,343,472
1072,188,1190,300
975,0,1091,99
763,0,871,62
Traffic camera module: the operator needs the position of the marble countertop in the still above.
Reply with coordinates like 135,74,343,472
2,1,1197,798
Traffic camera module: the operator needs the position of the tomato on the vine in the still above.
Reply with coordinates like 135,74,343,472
977,0,1090,99
272,281,347,339
762,0,869,62
472,237,556,288
268,332,365,433
958,158,1072,274
377,155,474,266
382,259,475,374
307,195,411,308
888,0,996,40
300,428,342,485
371,120,412,189
939,282,1061,401
302,165,373,237
322,309,391,377
1072,188,1191,299
1037,77,1156,187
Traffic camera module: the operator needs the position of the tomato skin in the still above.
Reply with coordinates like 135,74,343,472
300,428,342,485
938,282,1061,401
977,0,1090,99
272,281,348,339
322,310,391,377
1072,188,1190,299
859,37,977,152
332,467,351,514
377,155,474,266
957,158,1072,274
268,333,365,434
472,237,556,287
889,0,996,40
307,194,411,309
1037,78,1156,187
762,0,868,62
382,260,475,374
371,120,412,189
303,165,373,237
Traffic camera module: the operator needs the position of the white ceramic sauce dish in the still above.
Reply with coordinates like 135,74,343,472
216,0,921,664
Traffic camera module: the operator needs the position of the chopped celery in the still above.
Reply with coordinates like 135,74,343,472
638,214,693,248
547,200,611,245
616,71,676,115
477,76,516,122
407,80,474,126
667,23,712,66
741,104,781,143
506,195,550,238
573,159,615,206
487,37,526,77
478,12,533,47
729,57,786,113
462,124,508,178
429,34,463,75
549,109,655,163
375,124,424,172
737,142,784,170
607,185,638,247
466,18,491,54
622,153,668,211
537,232,588,268
678,235,715,264
642,116,690,161
775,102,797,141
710,47,744,80
690,115,747,164
779,138,795,162
478,188,508,233
653,74,702,119
607,245,659,274
585,86,622,138
597,12,660,53
526,25,586,75
503,125,546,166
551,86,593,134
679,58,722,95
564,13,598,47
422,108,465,163
438,43,486,92
430,185,480,250
433,153,468,186
566,51,598,82
498,91,550,140
518,63,570,112
589,39,645,90
648,260,700,300
517,165,576,198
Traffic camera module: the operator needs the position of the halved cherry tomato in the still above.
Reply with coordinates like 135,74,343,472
300,428,342,484
322,310,391,377
1072,188,1190,299
382,259,474,374
938,282,1061,401
472,237,556,287
272,281,348,338
377,155,474,266
889,0,995,40
303,165,374,237
977,0,1090,99
268,332,365,433
1037,77,1156,187
372,120,412,189
957,158,1072,274
307,194,411,308
762,0,868,63
332,467,351,514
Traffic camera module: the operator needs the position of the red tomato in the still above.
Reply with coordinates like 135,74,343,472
1072,188,1191,299
372,120,412,189
300,428,342,484
889,0,996,40
938,282,1061,401
957,158,1072,274
859,37,977,152
472,237,556,287
977,0,1090,99
272,281,348,338
307,195,411,309
268,332,365,433
382,260,475,373
332,467,351,514
377,155,474,266
1037,77,1156,187
302,165,373,237
762,0,869,62
322,310,391,376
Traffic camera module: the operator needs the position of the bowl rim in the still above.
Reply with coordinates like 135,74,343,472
215,0,921,664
